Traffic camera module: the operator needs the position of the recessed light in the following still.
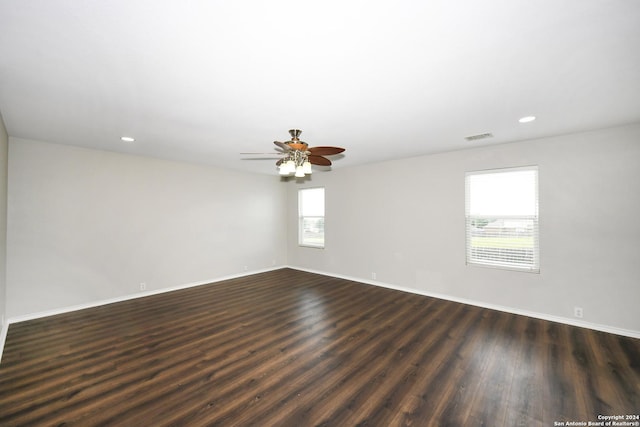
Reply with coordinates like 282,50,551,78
120,136,135,142
518,116,536,123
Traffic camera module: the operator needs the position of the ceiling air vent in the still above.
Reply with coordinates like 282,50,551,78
465,133,493,141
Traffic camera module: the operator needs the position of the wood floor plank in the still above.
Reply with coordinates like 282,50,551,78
1,268,638,426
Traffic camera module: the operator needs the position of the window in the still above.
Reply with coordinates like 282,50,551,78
465,166,539,272
298,187,325,248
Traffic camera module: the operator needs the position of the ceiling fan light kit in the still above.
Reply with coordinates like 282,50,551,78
279,150,312,177
246,129,345,178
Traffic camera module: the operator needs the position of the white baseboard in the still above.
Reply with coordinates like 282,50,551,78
4,266,286,326
0,321,8,365
2,264,637,364
287,265,640,340
0,265,271,363
0,266,288,363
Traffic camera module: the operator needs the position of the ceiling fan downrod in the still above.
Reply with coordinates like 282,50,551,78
289,129,302,140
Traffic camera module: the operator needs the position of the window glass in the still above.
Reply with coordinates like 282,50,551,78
465,167,539,272
299,188,324,248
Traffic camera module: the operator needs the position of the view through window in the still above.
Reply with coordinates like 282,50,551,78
298,187,325,248
465,166,539,272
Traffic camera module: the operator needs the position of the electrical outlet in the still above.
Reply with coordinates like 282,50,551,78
574,306,583,318
244,265,249,271
140,282,146,291
372,272,377,280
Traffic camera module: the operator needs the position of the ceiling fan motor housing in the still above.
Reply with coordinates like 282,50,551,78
287,129,307,150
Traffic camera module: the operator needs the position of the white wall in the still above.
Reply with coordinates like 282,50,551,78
6,125,640,334
288,124,640,334
0,113,8,328
6,138,287,318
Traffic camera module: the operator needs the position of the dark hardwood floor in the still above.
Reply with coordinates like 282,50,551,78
0,268,638,426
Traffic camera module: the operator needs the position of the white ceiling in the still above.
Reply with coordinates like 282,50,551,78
1,0,639,175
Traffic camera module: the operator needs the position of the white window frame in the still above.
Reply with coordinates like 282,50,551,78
465,166,539,273
298,187,325,248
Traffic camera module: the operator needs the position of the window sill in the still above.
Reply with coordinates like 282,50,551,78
466,261,539,274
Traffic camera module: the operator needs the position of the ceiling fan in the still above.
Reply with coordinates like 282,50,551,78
242,129,345,177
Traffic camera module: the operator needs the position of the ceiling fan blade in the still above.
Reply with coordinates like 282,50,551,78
276,158,284,166
240,152,281,154
308,155,332,166
274,141,291,151
308,146,345,156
